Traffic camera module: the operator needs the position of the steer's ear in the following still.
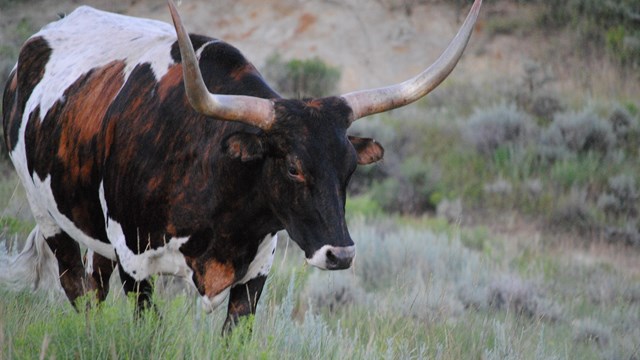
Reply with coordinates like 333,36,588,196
348,136,384,165
223,132,265,162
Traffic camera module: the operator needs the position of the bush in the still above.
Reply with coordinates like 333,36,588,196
603,223,640,247
436,197,463,223
539,109,616,161
262,54,340,98
536,124,572,163
369,157,441,214
463,104,537,156
608,104,640,155
302,272,366,314
345,194,383,219
597,174,638,218
514,61,563,122
572,318,611,348
487,274,562,321
546,188,598,235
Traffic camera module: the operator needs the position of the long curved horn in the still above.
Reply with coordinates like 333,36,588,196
168,1,275,130
342,0,482,123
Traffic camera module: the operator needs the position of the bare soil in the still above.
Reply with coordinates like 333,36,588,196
0,0,538,93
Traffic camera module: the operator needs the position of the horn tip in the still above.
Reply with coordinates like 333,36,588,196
167,0,179,23
472,0,482,13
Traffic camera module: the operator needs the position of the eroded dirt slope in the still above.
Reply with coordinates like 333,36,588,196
0,0,526,93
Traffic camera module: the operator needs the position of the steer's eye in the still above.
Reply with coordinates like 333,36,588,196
287,164,305,182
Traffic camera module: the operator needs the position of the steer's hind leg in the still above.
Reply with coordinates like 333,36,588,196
222,275,268,335
45,232,90,306
117,264,154,314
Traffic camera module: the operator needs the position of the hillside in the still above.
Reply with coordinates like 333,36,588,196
1,0,638,101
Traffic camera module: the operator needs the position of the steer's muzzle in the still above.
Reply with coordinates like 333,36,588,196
306,245,355,270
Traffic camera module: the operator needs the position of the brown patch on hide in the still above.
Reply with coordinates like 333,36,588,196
157,64,183,101
187,257,236,298
56,60,126,184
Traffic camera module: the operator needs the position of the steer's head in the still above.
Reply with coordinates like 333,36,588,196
256,98,383,269
168,0,482,270
219,96,385,269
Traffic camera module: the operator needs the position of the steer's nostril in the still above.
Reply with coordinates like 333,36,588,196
325,249,337,264
324,247,354,270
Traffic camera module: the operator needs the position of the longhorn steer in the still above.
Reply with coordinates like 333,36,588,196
1,0,481,331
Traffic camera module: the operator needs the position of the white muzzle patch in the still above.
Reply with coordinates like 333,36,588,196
306,244,355,270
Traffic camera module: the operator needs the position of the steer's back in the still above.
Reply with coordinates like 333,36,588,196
2,6,181,257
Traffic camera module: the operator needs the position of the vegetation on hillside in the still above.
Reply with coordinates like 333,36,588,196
537,0,640,70
345,95,640,246
263,54,341,99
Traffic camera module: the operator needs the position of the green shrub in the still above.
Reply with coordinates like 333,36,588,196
302,271,366,314
572,318,612,348
556,109,615,154
548,155,601,190
603,223,640,247
463,104,537,156
608,104,640,155
514,61,563,122
345,194,383,219
369,157,441,214
263,54,340,98
487,274,562,321
597,174,638,218
546,188,599,235
539,109,616,162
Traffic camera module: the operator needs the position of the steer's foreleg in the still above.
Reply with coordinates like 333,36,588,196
222,274,267,335
117,264,154,315
221,233,278,335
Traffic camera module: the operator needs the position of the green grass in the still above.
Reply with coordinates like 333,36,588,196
1,219,638,359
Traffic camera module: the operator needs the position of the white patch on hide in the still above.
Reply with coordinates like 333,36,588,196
99,182,192,282
236,233,277,285
25,6,176,119
27,175,116,258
